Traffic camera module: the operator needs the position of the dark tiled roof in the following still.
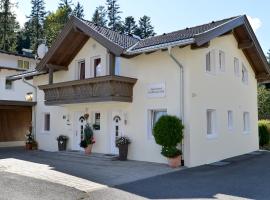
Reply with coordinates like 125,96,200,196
131,16,240,51
81,20,139,49
0,49,35,59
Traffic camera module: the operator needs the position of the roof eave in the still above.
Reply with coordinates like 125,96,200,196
36,16,125,72
194,15,270,75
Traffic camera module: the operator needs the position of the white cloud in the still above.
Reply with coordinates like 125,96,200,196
11,0,27,27
247,16,262,32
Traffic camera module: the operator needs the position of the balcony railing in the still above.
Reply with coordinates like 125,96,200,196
38,75,137,105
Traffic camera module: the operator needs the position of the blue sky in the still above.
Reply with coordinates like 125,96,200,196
14,0,269,53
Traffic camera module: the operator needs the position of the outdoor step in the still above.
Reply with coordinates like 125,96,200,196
55,151,118,161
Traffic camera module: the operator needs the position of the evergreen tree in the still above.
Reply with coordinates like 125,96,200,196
92,6,107,27
0,0,19,52
123,16,137,35
106,0,122,31
72,2,84,19
28,0,46,51
135,15,155,39
16,29,31,54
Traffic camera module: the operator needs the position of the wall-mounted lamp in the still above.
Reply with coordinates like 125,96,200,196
25,92,33,102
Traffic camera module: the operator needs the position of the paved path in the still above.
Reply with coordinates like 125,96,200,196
0,148,269,200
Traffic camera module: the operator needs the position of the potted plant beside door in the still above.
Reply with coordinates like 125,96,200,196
116,136,131,161
153,115,184,168
80,123,95,154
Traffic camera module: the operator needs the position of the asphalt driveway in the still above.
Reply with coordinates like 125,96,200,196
0,147,269,200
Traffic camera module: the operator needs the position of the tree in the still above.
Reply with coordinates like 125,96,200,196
92,6,107,27
106,0,122,31
58,0,73,24
72,2,84,19
28,0,46,51
135,15,155,39
0,0,19,52
258,85,270,119
44,8,68,47
123,16,137,35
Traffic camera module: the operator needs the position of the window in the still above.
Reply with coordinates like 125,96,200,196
218,50,225,72
206,109,217,137
206,50,215,74
148,109,167,139
243,112,250,133
44,113,50,132
23,61,30,69
228,111,233,130
242,64,248,84
18,60,23,68
93,113,101,130
94,58,102,77
115,57,121,75
78,60,85,80
234,58,240,77
5,79,12,90
18,60,30,69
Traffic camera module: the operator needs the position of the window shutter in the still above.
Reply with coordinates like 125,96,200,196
210,49,216,72
219,51,225,71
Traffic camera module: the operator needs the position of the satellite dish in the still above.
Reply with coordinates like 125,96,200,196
37,43,48,59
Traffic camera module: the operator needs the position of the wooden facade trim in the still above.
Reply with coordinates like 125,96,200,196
0,100,36,106
38,75,137,105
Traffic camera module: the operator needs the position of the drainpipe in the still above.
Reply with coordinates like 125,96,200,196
167,46,185,163
23,77,37,140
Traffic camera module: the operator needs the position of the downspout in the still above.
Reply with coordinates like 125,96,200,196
167,46,185,164
23,78,37,140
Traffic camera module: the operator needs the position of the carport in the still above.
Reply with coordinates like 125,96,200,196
0,100,35,147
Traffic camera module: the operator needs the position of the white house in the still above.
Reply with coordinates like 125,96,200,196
9,15,270,167
0,50,37,147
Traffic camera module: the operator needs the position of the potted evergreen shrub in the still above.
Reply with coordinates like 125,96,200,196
80,123,95,154
25,126,34,150
116,136,131,161
153,115,184,168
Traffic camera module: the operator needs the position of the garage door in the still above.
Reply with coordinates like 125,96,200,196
0,106,32,143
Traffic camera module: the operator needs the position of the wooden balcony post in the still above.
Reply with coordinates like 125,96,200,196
49,68,54,85
109,52,115,75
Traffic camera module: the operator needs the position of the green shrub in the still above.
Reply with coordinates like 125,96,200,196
259,120,270,133
153,115,184,158
258,123,270,147
161,146,182,158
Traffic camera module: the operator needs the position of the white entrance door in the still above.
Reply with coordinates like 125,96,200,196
74,112,86,151
111,111,123,155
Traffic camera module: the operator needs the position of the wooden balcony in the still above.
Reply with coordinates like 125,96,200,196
38,76,137,105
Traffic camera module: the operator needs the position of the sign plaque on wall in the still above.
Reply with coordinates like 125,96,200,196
147,83,166,98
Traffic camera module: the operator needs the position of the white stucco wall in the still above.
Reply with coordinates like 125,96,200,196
0,53,36,101
34,34,259,167
179,35,259,167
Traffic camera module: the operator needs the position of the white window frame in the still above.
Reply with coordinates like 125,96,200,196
242,64,248,84
77,60,85,80
243,112,250,134
92,111,101,131
218,50,225,72
206,109,217,138
147,109,167,140
115,57,121,75
43,113,51,133
205,50,216,75
234,57,240,77
227,110,233,131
